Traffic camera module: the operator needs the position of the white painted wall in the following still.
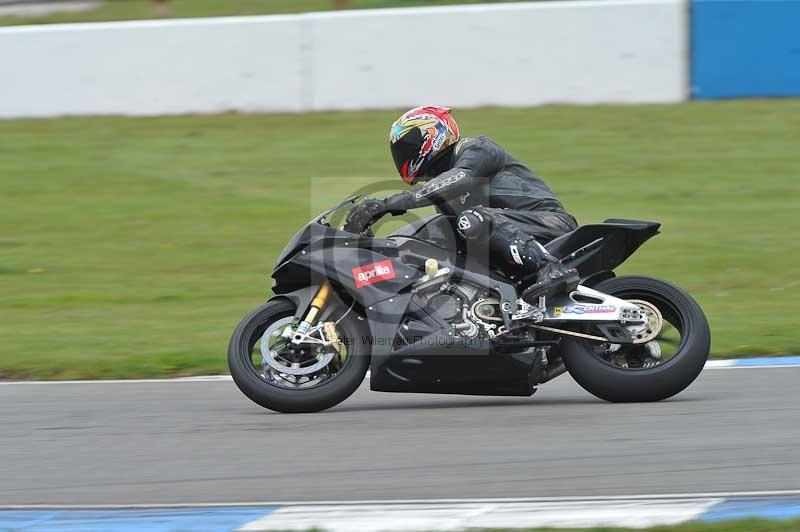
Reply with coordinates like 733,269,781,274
0,0,687,118
309,0,688,110
0,16,306,117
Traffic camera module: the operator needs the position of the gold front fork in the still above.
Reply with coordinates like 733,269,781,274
292,281,345,353
292,281,332,342
303,280,331,325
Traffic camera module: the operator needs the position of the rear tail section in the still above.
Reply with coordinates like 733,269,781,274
545,219,660,278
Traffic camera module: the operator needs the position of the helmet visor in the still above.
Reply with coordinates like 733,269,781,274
390,128,424,184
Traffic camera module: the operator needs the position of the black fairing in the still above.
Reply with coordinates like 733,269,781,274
268,207,658,397
272,223,418,308
545,219,661,278
364,294,537,396
390,213,460,252
390,214,504,280
391,214,660,281
271,214,537,396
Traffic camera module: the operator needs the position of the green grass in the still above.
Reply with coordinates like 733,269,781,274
0,0,551,26
486,519,800,531
1,101,798,379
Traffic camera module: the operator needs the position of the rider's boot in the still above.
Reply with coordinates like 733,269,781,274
456,208,579,304
489,221,579,304
520,253,580,305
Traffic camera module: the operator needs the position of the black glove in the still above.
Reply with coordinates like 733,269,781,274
343,198,388,234
343,195,411,234
383,191,413,215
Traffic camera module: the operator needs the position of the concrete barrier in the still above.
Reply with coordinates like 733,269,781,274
309,0,688,111
0,0,688,118
0,16,305,117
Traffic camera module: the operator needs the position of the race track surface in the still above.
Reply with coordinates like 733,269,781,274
2,367,799,505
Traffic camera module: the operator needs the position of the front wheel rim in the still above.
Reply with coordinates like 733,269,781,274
245,313,351,390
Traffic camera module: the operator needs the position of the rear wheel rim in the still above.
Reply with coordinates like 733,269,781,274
586,289,687,371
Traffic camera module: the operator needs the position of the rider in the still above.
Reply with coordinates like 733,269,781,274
343,106,580,304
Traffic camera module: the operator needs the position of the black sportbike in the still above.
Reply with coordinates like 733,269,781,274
229,198,710,413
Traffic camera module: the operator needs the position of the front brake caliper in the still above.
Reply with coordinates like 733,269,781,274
322,321,342,353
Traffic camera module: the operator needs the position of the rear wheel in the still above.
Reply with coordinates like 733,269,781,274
562,275,710,402
228,298,370,413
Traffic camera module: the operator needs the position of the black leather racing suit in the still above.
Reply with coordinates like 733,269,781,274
384,136,578,275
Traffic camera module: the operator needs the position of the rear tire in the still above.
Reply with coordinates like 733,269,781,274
561,275,710,402
228,298,370,413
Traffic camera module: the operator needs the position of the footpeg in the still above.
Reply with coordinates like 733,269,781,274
511,295,546,322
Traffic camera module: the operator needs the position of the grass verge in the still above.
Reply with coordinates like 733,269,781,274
1,101,798,379
0,0,551,26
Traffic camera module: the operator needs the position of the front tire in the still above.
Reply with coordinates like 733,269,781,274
228,298,370,413
562,275,710,402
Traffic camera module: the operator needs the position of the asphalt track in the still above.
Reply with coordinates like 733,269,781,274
2,367,800,506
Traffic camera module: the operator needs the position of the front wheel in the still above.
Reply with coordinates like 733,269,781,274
561,275,710,402
228,298,370,413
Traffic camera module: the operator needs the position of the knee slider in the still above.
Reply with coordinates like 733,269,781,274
457,209,493,240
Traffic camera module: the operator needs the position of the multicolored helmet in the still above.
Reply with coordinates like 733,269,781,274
389,106,460,184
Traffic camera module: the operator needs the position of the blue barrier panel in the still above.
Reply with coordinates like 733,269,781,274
691,0,800,99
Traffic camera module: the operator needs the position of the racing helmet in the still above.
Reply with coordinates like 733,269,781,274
389,106,460,184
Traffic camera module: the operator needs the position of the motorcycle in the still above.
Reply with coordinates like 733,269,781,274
229,197,710,413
